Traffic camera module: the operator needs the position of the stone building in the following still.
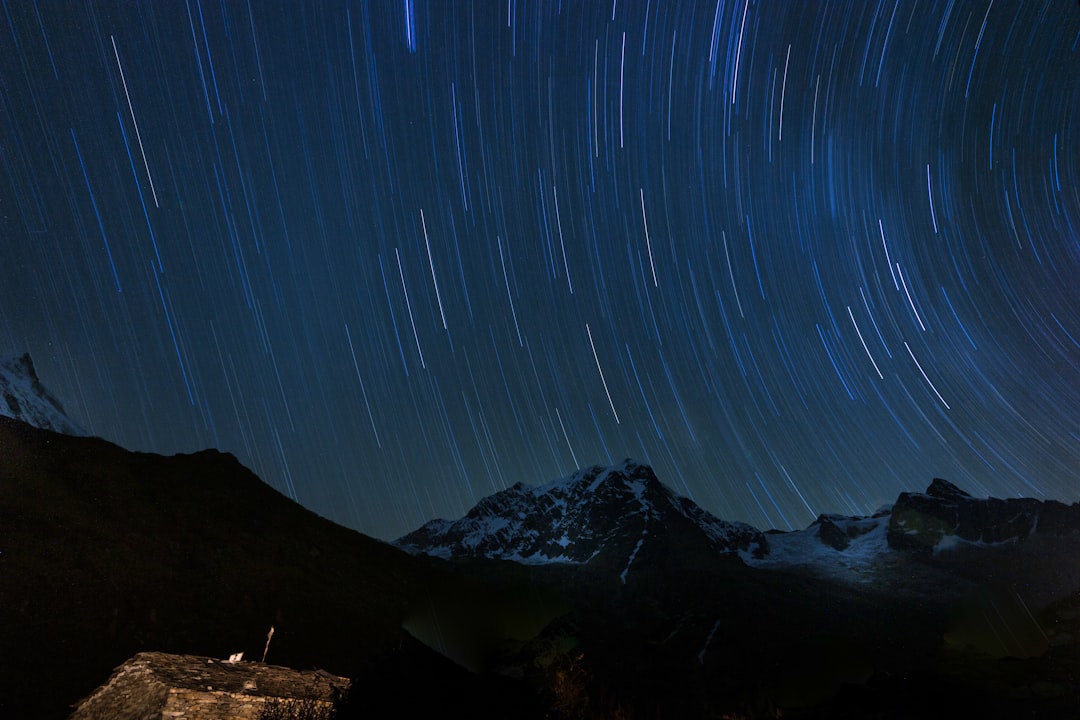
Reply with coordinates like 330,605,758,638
70,652,350,720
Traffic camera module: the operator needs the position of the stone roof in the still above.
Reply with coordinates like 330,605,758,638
123,652,347,697
71,652,350,720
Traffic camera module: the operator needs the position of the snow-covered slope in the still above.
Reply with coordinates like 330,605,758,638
395,459,767,571
742,512,893,583
0,353,85,435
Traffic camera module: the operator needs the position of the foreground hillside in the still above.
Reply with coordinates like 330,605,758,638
0,417,544,719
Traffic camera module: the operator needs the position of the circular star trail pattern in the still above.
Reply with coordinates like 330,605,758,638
1,1,1077,540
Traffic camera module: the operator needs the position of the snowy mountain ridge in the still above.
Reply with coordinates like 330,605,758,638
0,353,84,436
395,459,767,570
396,461,1080,587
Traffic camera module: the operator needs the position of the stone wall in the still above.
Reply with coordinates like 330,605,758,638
162,688,335,720
70,652,349,720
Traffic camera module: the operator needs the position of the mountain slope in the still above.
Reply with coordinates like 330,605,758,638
0,416,482,719
0,353,84,435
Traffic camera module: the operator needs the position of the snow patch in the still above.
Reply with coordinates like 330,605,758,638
697,618,722,665
932,532,1018,555
586,467,614,493
501,550,585,565
620,533,646,585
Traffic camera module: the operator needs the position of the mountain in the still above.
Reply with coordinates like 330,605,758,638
395,459,768,582
395,460,1080,716
0,352,84,435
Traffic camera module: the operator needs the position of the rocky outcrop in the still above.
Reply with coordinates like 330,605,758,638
887,478,1080,555
814,514,877,551
70,652,349,720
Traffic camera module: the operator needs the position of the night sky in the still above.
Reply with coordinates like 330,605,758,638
2,1,1077,541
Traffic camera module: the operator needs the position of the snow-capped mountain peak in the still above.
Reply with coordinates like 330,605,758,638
394,459,767,572
0,353,85,435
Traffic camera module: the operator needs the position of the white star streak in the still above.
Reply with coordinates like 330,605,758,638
904,341,950,410
586,323,620,424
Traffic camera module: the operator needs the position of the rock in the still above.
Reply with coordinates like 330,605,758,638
1030,681,1066,698
887,479,1080,556
1047,633,1073,647
816,516,852,551
926,478,971,501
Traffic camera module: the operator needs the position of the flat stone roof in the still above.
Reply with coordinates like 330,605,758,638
100,652,349,699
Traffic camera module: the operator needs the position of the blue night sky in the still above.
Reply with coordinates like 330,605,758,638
1,1,1077,541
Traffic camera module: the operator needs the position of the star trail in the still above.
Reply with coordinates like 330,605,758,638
1,1,1077,541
